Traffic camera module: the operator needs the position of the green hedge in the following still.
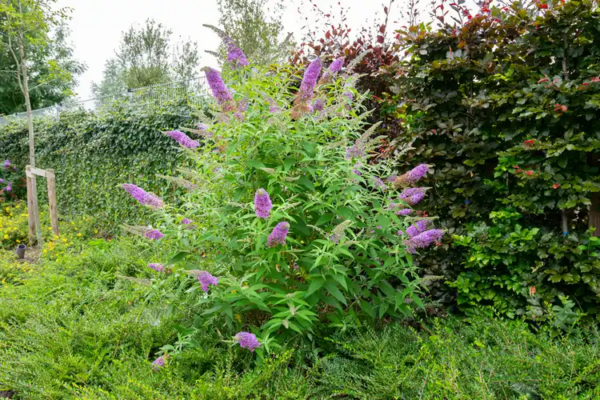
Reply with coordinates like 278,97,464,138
0,101,199,230
390,1,600,320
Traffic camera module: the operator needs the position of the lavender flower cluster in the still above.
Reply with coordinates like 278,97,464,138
398,187,425,206
2,160,12,192
234,332,260,352
197,271,219,292
148,263,165,272
152,355,167,370
165,130,200,149
404,229,444,254
319,57,345,84
122,184,164,208
254,189,273,218
226,41,249,68
145,229,164,240
204,67,235,111
267,222,290,247
296,59,322,103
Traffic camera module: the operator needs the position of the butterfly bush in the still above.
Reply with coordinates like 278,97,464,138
165,130,200,149
234,332,260,352
148,263,165,272
122,184,164,208
267,222,289,247
152,355,167,370
131,40,444,357
197,271,219,292
254,189,273,218
319,57,345,84
145,229,164,240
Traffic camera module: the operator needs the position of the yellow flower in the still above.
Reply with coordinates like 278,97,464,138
77,233,82,237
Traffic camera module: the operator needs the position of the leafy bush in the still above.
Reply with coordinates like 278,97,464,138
0,100,201,230
121,39,448,356
389,0,600,320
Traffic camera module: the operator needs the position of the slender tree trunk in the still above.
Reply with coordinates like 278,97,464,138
18,21,43,245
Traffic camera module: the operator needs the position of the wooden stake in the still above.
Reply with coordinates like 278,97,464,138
46,169,59,236
25,165,43,246
25,166,35,246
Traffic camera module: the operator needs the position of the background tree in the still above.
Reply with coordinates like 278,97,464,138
0,0,80,245
216,0,292,65
92,19,199,97
0,23,85,115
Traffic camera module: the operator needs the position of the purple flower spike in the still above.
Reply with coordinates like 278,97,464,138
406,220,430,238
152,355,168,370
267,222,290,247
226,41,249,68
254,189,273,219
148,263,165,272
122,184,164,208
3,159,10,169
373,177,386,190
197,271,219,292
165,130,200,149
352,162,362,176
319,57,345,84
399,187,426,206
329,57,345,73
145,229,164,240
346,141,365,159
181,218,193,225
0,178,4,183
267,97,281,113
234,332,260,352
405,164,429,184
313,98,325,112
4,184,12,192
204,68,235,110
396,209,412,216
297,59,322,103
405,229,444,254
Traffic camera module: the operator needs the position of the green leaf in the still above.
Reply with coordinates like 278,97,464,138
307,278,325,296
325,281,347,305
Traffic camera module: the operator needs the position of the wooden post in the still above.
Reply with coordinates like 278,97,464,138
46,169,59,236
25,165,43,246
25,166,36,245
46,169,60,236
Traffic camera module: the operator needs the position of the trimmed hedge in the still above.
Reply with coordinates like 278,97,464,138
391,1,600,320
0,101,199,230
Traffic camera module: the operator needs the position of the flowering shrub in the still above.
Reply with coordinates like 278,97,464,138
123,33,444,356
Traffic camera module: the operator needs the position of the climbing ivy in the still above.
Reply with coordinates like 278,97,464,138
0,100,204,230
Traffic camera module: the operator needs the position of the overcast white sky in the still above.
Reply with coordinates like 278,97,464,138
55,0,421,100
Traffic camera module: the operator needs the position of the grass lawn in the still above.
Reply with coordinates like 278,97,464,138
1,234,600,399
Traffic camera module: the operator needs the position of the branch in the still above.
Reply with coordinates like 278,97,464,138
6,33,25,94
